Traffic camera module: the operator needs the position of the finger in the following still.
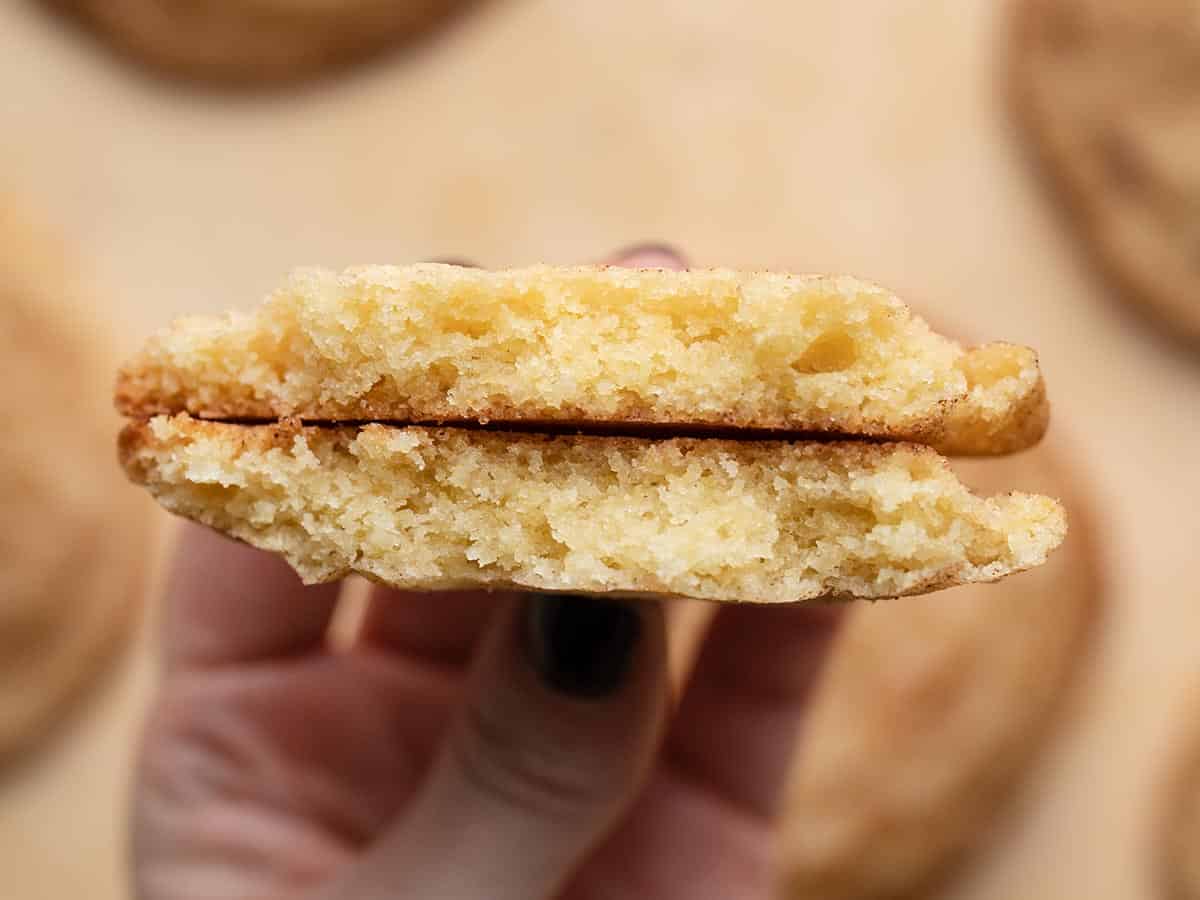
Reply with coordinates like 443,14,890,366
563,603,843,898
607,242,688,269
356,586,505,667
666,602,845,819
327,594,669,900
163,523,342,673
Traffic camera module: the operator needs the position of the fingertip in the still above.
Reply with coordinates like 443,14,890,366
163,522,341,672
608,243,689,270
666,601,846,820
426,257,480,267
168,521,264,582
357,585,505,668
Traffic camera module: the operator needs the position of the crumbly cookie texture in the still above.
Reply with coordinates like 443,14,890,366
1013,0,1200,344
115,265,1048,456
120,415,1065,604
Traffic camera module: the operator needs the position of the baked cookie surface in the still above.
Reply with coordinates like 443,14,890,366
1013,0,1200,344
116,264,1048,456
47,0,468,84
775,445,1100,898
0,206,148,760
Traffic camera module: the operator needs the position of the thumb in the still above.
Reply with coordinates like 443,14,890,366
331,593,669,900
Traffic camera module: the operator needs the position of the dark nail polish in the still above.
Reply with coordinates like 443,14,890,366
427,258,479,268
523,594,641,699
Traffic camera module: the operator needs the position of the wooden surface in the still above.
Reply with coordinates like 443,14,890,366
1,1,1197,897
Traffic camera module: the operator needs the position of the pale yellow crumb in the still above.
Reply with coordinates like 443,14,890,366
116,265,1048,455
120,415,1066,604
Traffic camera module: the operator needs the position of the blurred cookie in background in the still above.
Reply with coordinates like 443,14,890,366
1161,710,1200,900
775,445,1102,899
1012,0,1200,345
0,203,148,762
45,0,473,85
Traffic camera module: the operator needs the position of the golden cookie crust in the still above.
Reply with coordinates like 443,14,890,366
46,0,469,85
1012,0,1200,344
0,205,148,760
775,443,1101,899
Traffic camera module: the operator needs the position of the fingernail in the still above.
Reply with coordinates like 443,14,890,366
427,258,479,267
523,594,641,699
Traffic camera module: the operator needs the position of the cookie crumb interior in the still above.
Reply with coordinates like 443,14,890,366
121,415,1065,604
116,265,1046,455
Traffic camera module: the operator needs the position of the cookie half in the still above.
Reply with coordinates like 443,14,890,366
116,265,1048,456
1013,0,1200,344
119,415,1065,605
47,0,469,85
775,444,1101,898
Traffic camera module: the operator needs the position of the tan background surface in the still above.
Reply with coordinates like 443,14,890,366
1,1,1197,897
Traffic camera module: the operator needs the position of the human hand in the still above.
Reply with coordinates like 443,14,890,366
132,247,844,900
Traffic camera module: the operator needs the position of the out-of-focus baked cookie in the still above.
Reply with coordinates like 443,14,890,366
1013,0,1200,344
775,444,1101,899
0,204,148,760
47,0,470,85
1160,709,1200,900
